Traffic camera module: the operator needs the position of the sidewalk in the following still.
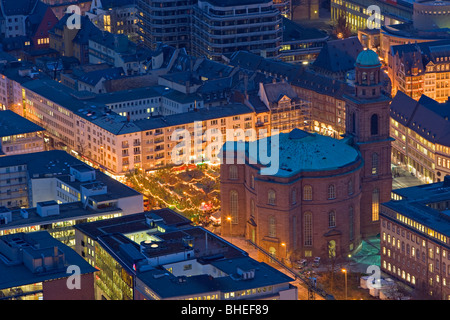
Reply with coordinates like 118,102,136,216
217,233,325,300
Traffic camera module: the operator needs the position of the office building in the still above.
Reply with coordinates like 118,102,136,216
0,110,45,156
86,0,139,42
0,150,144,246
381,177,450,300
74,208,298,300
330,0,412,33
191,0,283,61
137,0,196,51
278,17,329,64
0,231,96,300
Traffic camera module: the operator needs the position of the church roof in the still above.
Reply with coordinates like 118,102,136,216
355,49,381,68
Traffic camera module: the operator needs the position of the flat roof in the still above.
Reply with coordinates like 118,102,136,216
0,201,123,231
0,231,97,290
134,103,253,131
0,110,44,137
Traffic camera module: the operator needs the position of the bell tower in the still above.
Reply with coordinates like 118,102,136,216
344,49,393,238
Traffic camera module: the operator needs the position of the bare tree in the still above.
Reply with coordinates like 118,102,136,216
335,9,351,38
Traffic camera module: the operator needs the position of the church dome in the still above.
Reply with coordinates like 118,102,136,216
355,49,381,68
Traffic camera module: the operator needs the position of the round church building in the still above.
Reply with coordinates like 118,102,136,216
220,128,364,264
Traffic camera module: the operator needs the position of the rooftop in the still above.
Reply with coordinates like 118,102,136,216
390,91,450,146
0,231,96,290
383,177,450,240
134,103,253,131
235,129,361,177
355,49,381,68
0,201,122,232
312,37,364,73
0,110,44,138
201,0,272,7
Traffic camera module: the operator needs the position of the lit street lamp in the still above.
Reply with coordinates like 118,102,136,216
281,242,287,264
227,216,232,244
341,268,348,300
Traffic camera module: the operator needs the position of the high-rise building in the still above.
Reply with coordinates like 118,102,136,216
191,0,282,61
137,0,197,51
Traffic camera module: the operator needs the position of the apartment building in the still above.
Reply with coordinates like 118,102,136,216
380,178,450,300
191,0,282,61
257,81,311,134
0,110,45,156
49,13,102,64
86,0,139,42
290,71,349,139
88,32,153,76
74,208,297,300
226,50,352,139
135,103,256,170
388,40,450,103
390,91,450,184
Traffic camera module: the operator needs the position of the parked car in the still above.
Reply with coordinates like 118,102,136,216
295,259,307,269
313,257,320,267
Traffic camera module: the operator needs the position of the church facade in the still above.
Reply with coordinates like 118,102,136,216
220,49,392,263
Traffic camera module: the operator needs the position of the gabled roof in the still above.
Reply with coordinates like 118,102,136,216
312,37,363,73
78,67,125,86
262,82,298,103
390,91,450,146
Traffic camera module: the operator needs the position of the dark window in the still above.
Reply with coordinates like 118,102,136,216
370,114,379,135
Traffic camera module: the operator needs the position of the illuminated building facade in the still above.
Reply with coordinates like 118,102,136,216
0,110,45,156
74,209,297,300
388,40,450,103
390,91,450,184
191,0,282,61
330,0,411,33
219,49,393,263
86,0,138,42
0,150,143,248
381,178,450,300
0,231,96,300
